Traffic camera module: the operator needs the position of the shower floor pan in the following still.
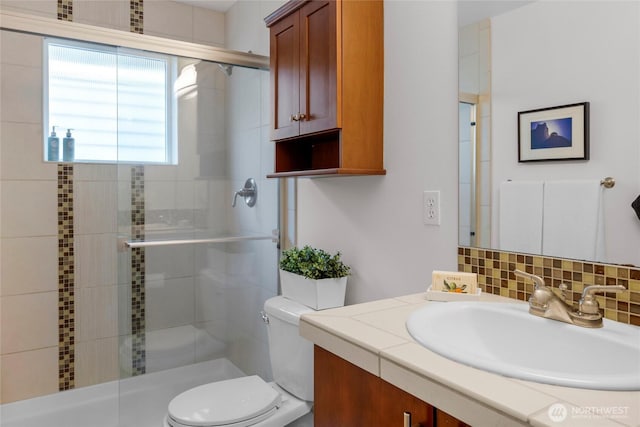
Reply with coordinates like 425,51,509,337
0,358,245,427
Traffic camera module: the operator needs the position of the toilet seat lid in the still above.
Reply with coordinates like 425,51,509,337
168,376,281,427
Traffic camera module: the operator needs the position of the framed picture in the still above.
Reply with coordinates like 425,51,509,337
518,102,589,162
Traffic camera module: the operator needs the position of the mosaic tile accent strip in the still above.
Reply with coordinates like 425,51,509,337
57,0,73,21
130,0,144,34
458,246,640,327
58,164,75,390
131,165,146,375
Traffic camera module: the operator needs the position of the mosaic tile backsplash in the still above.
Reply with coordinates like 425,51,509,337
458,247,640,326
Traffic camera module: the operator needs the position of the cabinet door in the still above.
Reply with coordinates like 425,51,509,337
314,346,433,427
299,0,338,136
270,11,300,141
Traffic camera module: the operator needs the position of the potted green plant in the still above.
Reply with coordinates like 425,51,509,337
279,245,351,309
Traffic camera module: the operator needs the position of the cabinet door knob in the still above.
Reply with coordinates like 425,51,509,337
298,113,306,121
290,113,300,121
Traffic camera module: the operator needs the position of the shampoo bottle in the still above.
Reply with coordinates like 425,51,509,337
63,128,75,162
47,126,59,161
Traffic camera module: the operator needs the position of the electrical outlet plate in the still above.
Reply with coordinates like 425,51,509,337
423,190,440,226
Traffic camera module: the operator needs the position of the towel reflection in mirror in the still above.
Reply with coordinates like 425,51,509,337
499,180,605,262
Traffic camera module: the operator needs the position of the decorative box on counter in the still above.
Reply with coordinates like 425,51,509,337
426,270,481,301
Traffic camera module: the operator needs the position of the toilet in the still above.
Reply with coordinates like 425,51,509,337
163,296,315,427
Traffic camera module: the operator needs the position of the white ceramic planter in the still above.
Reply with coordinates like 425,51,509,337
279,269,347,310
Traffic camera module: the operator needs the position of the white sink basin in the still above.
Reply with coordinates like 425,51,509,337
406,301,640,390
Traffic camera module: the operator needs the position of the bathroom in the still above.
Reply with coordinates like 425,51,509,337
1,0,639,426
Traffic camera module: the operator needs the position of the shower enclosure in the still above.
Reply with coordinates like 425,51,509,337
1,10,278,426
115,54,277,426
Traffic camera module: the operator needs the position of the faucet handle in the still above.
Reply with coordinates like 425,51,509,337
513,269,546,289
558,283,569,302
579,285,626,315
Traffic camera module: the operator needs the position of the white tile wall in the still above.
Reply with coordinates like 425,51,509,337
0,31,43,68
1,236,58,296
0,346,58,403
74,180,117,234
145,1,193,41
145,244,196,280
0,1,56,18
75,337,119,388
0,180,58,238
0,64,42,124
1,292,58,353
76,285,118,342
73,0,129,31
193,7,225,46
1,122,55,180
145,276,195,331
75,233,118,289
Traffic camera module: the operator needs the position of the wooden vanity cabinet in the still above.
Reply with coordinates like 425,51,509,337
265,0,385,177
314,346,432,426
314,346,470,427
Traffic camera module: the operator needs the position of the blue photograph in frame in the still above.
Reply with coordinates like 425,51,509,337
518,102,589,162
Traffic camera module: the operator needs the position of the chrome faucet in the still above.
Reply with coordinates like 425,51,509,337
513,269,625,328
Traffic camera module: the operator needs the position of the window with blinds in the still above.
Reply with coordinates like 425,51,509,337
44,38,177,164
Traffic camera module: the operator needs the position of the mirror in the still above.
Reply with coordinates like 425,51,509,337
458,0,640,266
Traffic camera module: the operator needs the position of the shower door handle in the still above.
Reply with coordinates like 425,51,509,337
232,178,257,207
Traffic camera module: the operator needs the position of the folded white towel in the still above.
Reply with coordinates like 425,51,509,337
499,181,544,254
542,180,603,261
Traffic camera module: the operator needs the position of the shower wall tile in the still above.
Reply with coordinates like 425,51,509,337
145,276,195,332
0,122,55,181
228,128,261,183
0,1,57,18
73,0,129,31
0,180,58,238
74,164,117,182
195,269,226,325
75,337,119,388
146,245,196,280
75,285,118,342
1,346,58,403
1,292,58,353
0,64,42,124
75,234,118,289
193,7,225,46
1,236,58,296
143,1,194,43
74,180,117,234
0,30,42,67
144,164,177,181
228,69,261,132
144,181,176,211
225,0,272,56
256,63,268,112
175,181,196,211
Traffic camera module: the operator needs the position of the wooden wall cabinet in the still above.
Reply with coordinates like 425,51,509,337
265,0,385,177
314,346,471,427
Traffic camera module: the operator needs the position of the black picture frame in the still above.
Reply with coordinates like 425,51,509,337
518,102,589,162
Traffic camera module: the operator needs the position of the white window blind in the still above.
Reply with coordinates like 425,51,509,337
44,38,176,164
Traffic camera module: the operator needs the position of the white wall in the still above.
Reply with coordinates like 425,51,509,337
491,1,640,265
297,1,459,304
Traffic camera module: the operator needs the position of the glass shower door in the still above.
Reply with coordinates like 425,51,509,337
116,53,276,427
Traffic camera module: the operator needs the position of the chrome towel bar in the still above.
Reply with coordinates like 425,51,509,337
119,229,279,251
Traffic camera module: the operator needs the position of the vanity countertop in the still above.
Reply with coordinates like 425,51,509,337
300,292,640,427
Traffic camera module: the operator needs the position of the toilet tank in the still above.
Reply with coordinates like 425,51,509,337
263,296,315,402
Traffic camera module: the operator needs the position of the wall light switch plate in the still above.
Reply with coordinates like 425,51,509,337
423,190,440,226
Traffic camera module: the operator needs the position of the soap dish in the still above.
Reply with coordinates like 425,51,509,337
425,285,482,302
